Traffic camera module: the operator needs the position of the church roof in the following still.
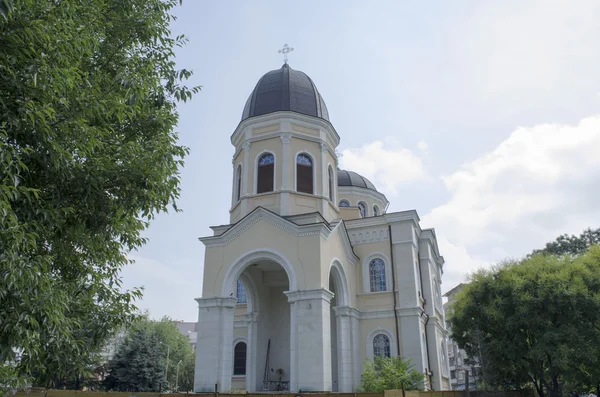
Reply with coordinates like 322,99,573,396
337,169,377,192
241,64,330,121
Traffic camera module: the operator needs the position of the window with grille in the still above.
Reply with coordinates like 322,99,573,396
339,200,350,207
257,153,274,193
369,258,387,292
373,205,379,216
233,342,247,375
373,334,391,358
236,280,247,304
235,165,242,202
296,154,313,194
358,202,367,218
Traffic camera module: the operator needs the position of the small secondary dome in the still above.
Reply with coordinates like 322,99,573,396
337,169,377,192
241,64,329,121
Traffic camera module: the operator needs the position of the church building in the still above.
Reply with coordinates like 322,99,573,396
194,61,450,393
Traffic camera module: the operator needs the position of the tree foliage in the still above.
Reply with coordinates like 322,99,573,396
104,327,166,392
533,227,600,256
103,316,195,392
449,247,600,397
135,315,195,391
361,356,424,392
0,0,198,390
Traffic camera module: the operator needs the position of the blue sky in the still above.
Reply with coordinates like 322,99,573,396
121,0,600,321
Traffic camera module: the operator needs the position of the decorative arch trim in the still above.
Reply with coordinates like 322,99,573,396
238,273,259,312
254,150,277,194
293,150,317,195
361,252,393,293
221,248,298,297
357,201,368,218
365,327,398,359
328,258,350,307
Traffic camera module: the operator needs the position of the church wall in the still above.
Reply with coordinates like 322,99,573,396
351,241,391,294
358,317,397,368
247,137,281,194
337,187,388,219
201,219,325,297
356,292,394,312
318,229,358,307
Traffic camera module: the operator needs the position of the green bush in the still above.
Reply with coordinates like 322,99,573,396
361,356,424,392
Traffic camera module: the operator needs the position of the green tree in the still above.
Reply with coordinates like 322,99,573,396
0,0,199,390
361,356,424,392
136,315,195,390
450,247,600,397
104,327,166,392
178,352,195,392
533,227,600,256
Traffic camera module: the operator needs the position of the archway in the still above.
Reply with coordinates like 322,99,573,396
224,250,296,392
328,260,351,392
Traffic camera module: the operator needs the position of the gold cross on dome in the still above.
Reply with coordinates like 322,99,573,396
278,43,294,64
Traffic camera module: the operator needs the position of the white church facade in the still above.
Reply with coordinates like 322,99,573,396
194,63,450,392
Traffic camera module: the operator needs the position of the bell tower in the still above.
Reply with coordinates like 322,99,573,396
228,64,341,223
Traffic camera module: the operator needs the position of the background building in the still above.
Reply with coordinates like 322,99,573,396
444,283,481,390
175,321,198,351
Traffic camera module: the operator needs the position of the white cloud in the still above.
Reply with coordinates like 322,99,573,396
339,140,428,194
417,140,429,153
424,115,600,289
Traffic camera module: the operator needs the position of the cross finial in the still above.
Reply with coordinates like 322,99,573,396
278,43,294,64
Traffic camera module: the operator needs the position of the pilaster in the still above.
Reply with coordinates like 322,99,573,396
241,142,251,214
243,312,260,392
280,132,291,214
194,297,237,392
333,306,357,392
286,289,334,391
319,142,328,215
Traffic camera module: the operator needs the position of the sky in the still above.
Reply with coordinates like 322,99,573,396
120,0,600,321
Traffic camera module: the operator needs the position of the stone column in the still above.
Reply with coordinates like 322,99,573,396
244,312,260,392
333,306,355,392
350,312,361,391
194,297,237,392
285,288,334,392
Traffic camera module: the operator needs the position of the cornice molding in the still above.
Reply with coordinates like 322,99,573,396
285,288,334,303
337,185,389,206
345,209,420,229
200,208,329,248
231,111,340,149
195,296,237,309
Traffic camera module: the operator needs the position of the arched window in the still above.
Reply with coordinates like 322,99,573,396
328,166,334,201
296,153,313,194
358,202,367,218
373,334,391,358
339,200,350,207
369,258,387,292
373,205,379,217
233,342,247,375
236,280,247,304
235,165,242,202
257,153,274,193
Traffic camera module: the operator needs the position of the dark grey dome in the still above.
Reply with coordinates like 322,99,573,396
241,64,329,121
337,169,377,191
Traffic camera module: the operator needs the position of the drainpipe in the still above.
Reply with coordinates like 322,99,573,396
417,248,434,390
388,225,401,357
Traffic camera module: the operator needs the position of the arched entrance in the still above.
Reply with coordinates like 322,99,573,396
329,260,353,392
223,250,296,392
